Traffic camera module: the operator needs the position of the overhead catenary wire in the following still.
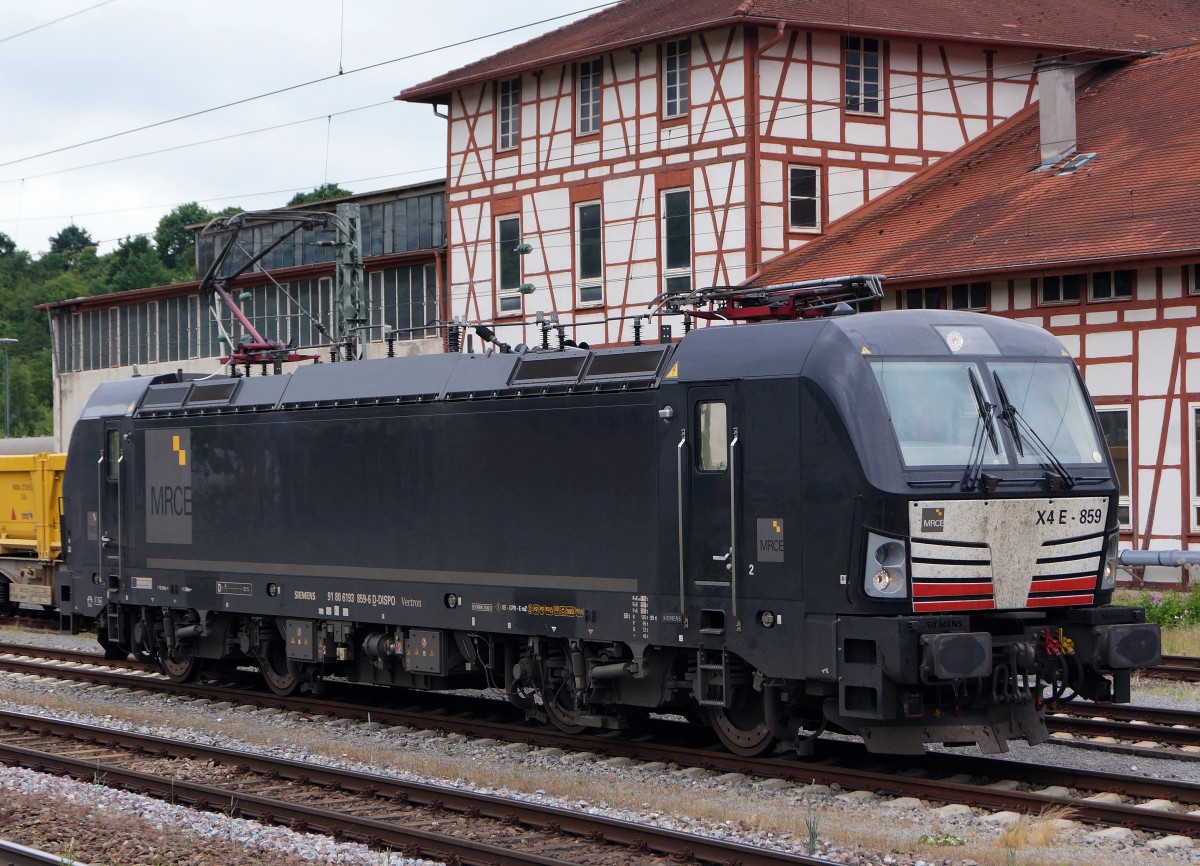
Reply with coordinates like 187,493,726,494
7,21,1199,260
0,0,119,46
0,1,621,173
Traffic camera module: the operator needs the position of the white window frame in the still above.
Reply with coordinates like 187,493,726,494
844,36,883,116
1191,403,1200,531
1038,274,1082,306
497,77,521,151
496,215,523,316
949,282,989,311
575,201,603,307
663,39,690,119
661,188,692,293
1089,269,1135,302
577,58,602,135
1097,405,1132,530
1189,263,1200,296
787,165,821,232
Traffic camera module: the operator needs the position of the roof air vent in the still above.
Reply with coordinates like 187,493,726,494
1055,152,1098,176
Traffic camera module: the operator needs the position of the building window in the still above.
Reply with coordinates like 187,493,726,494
1090,269,1135,301
664,39,690,118
1189,263,1200,295
845,36,882,115
1097,407,1131,528
662,189,691,293
788,166,820,231
1192,404,1200,531
576,202,603,306
1039,274,1082,305
496,216,522,315
902,287,941,309
497,77,521,151
950,282,989,311
577,58,602,135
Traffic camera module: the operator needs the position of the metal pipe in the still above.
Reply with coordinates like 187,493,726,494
1119,549,1200,567
588,662,633,680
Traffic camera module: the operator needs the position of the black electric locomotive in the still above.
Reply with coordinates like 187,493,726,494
56,306,1160,755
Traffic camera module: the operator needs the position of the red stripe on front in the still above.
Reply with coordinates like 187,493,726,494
1025,594,1094,608
912,581,994,598
913,598,997,612
1029,576,1098,594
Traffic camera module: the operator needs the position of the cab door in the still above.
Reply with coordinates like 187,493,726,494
683,385,741,630
99,422,123,573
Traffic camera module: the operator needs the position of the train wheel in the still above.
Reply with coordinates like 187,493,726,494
160,650,202,684
705,704,777,757
256,641,301,696
543,681,588,734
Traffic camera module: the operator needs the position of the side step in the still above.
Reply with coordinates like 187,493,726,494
695,648,729,707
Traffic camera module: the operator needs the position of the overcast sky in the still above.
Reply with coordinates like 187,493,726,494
0,0,603,255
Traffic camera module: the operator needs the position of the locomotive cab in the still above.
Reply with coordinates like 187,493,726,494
786,311,1159,753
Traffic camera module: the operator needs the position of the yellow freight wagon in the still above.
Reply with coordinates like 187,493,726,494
0,446,65,612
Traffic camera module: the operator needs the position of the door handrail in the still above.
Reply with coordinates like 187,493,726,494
729,426,740,632
676,428,688,629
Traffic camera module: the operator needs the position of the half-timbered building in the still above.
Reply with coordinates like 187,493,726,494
399,0,1198,350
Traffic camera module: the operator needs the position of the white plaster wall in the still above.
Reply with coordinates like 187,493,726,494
1138,329,1176,396
1084,362,1132,397
827,165,864,222
867,168,914,201
1163,266,1183,299
1139,399,1167,467
1086,331,1132,358
922,114,966,151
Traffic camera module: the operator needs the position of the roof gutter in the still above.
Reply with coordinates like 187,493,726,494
876,247,1200,289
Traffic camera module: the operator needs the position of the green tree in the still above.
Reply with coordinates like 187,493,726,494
48,224,94,253
287,183,352,207
155,202,213,272
0,232,15,258
101,235,173,295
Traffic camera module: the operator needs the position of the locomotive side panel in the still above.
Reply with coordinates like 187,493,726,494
111,393,663,643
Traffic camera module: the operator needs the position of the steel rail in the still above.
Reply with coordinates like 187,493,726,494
0,709,826,866
1144,655,1200,683
0,839,93,866
3,644,1200,834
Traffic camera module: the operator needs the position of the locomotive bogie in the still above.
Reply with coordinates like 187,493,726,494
55,310,1161,755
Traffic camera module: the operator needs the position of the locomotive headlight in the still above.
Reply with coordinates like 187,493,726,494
864,533,908,598
1101,533,1118,591
872,567,901,593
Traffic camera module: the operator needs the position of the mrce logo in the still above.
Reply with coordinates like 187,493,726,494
921,507,945,533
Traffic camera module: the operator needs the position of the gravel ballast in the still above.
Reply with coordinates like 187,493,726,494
1,625,1197,865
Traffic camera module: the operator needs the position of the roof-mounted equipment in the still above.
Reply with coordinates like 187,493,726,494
653,274,885,323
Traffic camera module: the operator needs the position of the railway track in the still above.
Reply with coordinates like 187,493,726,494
0,708,820,866
1144,655,1200,683
2,641,1199,838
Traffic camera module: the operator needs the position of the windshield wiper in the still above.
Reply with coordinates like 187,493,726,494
993,371,1076,490
962,368,1000,492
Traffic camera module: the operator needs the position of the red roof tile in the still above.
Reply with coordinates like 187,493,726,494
751,46,1200,288
400,0,1200,101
